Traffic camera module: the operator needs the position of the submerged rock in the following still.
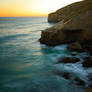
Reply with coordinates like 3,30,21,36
88,73,92,81
71,53,76,56
82,57,92,68
53,70,86,86
58,57,80,64
67,42,85,52
84,45,92,55
87,73,92,87
53,70,70,79
74,77,86,86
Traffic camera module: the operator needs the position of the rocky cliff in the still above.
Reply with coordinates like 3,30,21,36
40,0,92,47
39,0,92,90
48,0,92,22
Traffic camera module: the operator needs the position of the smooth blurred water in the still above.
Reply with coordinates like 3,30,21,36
0,17,91,92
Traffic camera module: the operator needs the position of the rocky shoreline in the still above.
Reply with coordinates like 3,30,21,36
40,0,92,92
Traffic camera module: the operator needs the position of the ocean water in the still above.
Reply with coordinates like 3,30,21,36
0,17,92,92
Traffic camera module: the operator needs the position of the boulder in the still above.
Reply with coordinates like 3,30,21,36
67,42,85,52
58,57,80,63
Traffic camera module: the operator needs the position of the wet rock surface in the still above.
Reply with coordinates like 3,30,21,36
53,70,86,87
58,57,80,64
67,42,85,52
74,77,86,86
71,53,76,56
53,70,70,80
82,57,92,68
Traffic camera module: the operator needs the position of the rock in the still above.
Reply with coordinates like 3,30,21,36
71,53,76,56
82,57,92,68
40,0,92,46
53,70,70,79
67,42,85,52
40,21,66,46
88,85,92,88
74,77,86,86
87,73,92,81
58,57,80,63
85,45,92,55
62,72,70,79
84,57,91,60
81,41,92,55
88,46,92,55
84,87,92,92
48,13,59,22
86,73,92,88
48,0,92,23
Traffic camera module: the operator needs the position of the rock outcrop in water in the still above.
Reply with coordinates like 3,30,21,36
57,57,80,64
40,0,92,91
82,57,92,68
40,0,92,47
67,42,85,52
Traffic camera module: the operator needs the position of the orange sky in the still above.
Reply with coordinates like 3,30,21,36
0,0,82,17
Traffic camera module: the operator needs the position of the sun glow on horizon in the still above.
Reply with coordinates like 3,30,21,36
0,0,82,17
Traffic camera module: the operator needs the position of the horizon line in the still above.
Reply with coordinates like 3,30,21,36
0,15,48,17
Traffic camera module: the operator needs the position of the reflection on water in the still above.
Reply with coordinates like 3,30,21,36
0,17,91,92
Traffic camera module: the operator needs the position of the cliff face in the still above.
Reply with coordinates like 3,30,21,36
40,0,92,46
48,0,92,22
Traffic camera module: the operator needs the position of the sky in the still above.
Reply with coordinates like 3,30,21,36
0,0,82,17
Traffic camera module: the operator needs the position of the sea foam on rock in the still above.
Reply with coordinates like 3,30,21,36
40,0,92,90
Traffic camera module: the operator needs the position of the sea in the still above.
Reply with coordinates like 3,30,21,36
0,17,92,92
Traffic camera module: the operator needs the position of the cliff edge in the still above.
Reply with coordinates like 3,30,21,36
48,0,92,22
40,0,92,47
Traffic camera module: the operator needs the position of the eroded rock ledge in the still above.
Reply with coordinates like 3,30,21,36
40,0,92,47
